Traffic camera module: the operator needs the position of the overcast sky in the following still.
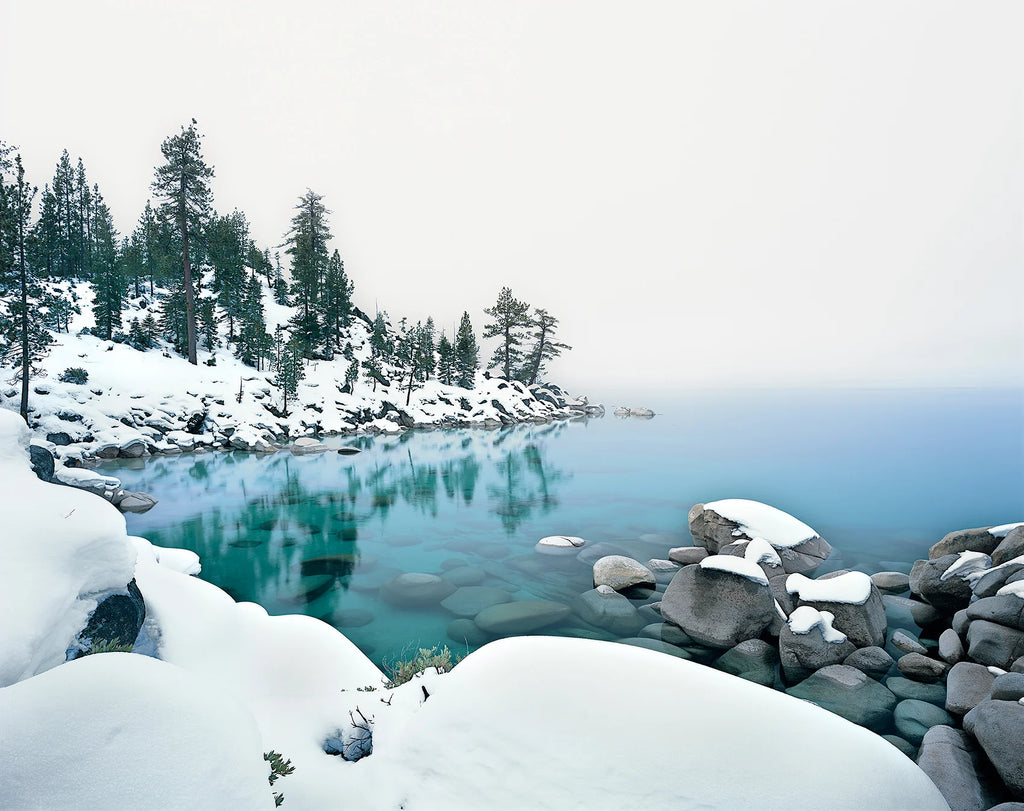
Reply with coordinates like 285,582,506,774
2,1,1021,398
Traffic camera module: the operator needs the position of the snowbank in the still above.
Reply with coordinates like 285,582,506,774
705,498,818,548
700,553,770,585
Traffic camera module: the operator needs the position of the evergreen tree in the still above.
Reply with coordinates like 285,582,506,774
151,121,214,365
321,249,353,358
418,316,436,382
51,149,76,278
455,311,479,388
272,251,289,305
284,189,331,356
236,272,271,369
344,356,360,392
198,297,218,352
394,318,419,406
364,311,391,392
273,329,304,414
0,150,51,422
437,333,455,385
31,183,59,277
89,192,124,340
208,209,249,339
522,307,571,385
483,287,531,381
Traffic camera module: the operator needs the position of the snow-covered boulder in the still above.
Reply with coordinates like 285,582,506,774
910,554,976,614
787,571,887,648
779,606,857,682
689,499,833,574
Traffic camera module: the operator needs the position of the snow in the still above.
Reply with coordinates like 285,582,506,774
706,498,819,548
0,652,274,809
786,572,873,605
788,606,849,643
989,522,1024,537
0,409,136,687
536,535,586,548
941,551,992,582
744,536,782,567
700,554,770,585
996,580,1024,598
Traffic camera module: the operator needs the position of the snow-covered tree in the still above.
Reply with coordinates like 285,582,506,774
482,287,530,381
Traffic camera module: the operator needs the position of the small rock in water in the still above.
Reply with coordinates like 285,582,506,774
593,555,656,592
892,630,929,656
337,446,361,455
668,546,708,566
897,653,950,683
872,571,911,595
894,699,954,746
886,676,947,706
334,609,375,628
473,600,571,635
784,664,897,732
844,646,895,680
883,734,916,759
535,535,586,556
442,566,487,587
447,618,491,646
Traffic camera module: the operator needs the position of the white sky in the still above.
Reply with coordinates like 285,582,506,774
2,0,1021,397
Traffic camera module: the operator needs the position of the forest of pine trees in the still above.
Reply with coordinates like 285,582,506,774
0,125,571,423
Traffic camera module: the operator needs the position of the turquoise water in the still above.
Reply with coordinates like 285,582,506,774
103,388,1024,668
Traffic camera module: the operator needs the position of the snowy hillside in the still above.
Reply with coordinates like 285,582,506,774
1,279,601,465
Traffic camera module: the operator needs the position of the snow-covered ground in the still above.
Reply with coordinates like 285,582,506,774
0,407,950,809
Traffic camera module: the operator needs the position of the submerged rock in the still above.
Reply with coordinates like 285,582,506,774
473,600,571,635
379,573,456,608
440,586,512,618
784,665,897,732
572,587,643,636
894,699,955,746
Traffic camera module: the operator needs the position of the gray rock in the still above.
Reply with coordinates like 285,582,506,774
967,620,1024,670
637,604,662,624
892,630,929,655
592,555,656,592
798,584,887,649
930,527,1001,559
975,565,1024,599
844,646,895,680
29,445,55,482
884,735,917,758
886,676,947,705
946,662,997,716
290,437,328,455
646,559,681,583
895,699,956,746
659,564,775,649
114,490,158,514
779,621,857,683
872,571,911,595
988,804,1024,811
716,639,779,686
966,595,1024,632
446,618,491,646
616,637,692,659
911,600,943,627
1014,657,1024,674
473,600,571,635
378,573,456,608
94,443,120,459
440,586,512,618
46,431,73,446
572,587,644,636
993,526,1024,566
784,664,897,731
442,566,487,587
118,439,148,458
953,608,971,637
916,725,1005,811
638,623,694,647
939,628,965,664
668,546,708,566
897,653,950,683
910,555,974,614
73,579,146,656
991,673,1024,702
963,699,1024,799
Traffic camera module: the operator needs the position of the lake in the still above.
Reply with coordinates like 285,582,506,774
103,388,1024,669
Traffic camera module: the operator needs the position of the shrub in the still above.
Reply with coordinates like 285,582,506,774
82,638,134,655
382,645,462,688
59,367,89,385
264,750,295,807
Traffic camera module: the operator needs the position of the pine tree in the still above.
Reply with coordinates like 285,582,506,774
344,356,360,392
89,192,124,340
394,318,420,406
483,287,531,381
454,311,479,388
418,316,436,382
272,252,289,305
365,311,391,392
321,249,353,358
284,189,331,357
198,297,218,352
208,209,249,339
437,333,455,385
151,121,214,365
522,307,571,385
236,272,271,369
0,149,51,422
273,329,304,414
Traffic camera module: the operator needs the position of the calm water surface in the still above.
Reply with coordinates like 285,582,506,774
103,388,1024,667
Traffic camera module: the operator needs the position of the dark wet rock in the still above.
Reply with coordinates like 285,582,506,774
46,431,73,446
440,586,512,618
442,566,487,587
74,579,146,656
94,443,120,459
379,573,456,608
301,554,366,579
942,663,991,716
939,628,965,664
337,446,361,455
334,609,375,628
446,618,491,646
592,555,655,592
897,653,950,683
967,620,1024,670
473,600,572,635
886,676,947,705
616,637,692,659
911,600,943,628
963,700,1024,800
991,673,1024,702
784,664,897,731
185,410,207,434
892,630,928,656
639,622,694,647
659,564,775,649
992,526,1024,566
910,555,973,614
975,565,1024,599
779,621,857,683
716,639,779,686
572,587,644,636
668,546,708,566
930,527,1001,559
29,445,54,482
883,735,917,759
916,725,1005,811
843,646,895,680
967,596,1024,632
895,699,955,746
872,571,911,595
118,438,148,458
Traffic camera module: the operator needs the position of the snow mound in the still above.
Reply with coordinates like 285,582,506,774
990,522,1024,537
706,498,819,548
745,536,782,567
786,572,873,605
941,551,992,582
0,409,136,687
788,606,849,643
0,652,274,809
700,554,770,585
361,636,947,809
